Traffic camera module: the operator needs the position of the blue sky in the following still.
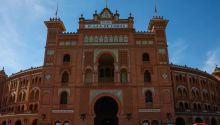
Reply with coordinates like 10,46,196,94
0,0,220,75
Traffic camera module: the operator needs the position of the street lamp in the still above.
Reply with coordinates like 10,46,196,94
126,113,132,120
80,113,86,121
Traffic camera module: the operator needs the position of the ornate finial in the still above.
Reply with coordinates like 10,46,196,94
81,13,83,17
216,64,219,70
95,10,97,14
116,10,118,14
129,13,132,17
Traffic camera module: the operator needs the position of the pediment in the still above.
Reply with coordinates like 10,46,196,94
100,8,113,19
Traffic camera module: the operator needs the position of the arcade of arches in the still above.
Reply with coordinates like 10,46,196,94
98,54,115,83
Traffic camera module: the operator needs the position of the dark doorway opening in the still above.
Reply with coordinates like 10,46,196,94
195,118,203,123
176,117,185,125
32,119,38,125
211,118,217,125
94,97,118,125
15,120,22,125
2,121,6,125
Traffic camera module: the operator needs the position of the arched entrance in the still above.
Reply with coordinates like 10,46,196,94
176,117,185,125
32,119,38,125
2,121,6,125
94,96,118,125
195,117,203,123
98,54,114,83
151,120,159,125
15,120,22,125
211,118,217,125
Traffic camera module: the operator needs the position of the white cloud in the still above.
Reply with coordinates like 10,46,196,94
0,0,54,75
203,47,220,73
169,38,189,64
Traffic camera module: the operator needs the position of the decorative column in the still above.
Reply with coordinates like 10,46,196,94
114,63,119,84
94,63,98,85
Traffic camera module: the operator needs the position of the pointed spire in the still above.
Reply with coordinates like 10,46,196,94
154,0,158,16
55,2,59,18
105,0,108,8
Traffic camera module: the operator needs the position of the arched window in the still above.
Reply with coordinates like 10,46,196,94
32,119,38,125
18,92,22,102
211,118,217,125
85,69,92,83
35,90,40,101
21,105,24,112
144,70,151,82
2,121,6,125
120,69,128,83
30,91,35,102
143,53,150,61
184,103,189,110
198,104,201,111
22,92,26,101
63,54,70,63
193,103,197,111
151,120,159,125
142,120,150,125
55,121,62,125
15,120,22,125
179,102,184,110
196,91,200,99
177,89,182,97
176,117,185,125
62,71,69,83
195,117,203,123
34,104,38,111
183,89,187,97
29,104,33,112
60,91,68,104
145,91,153,104
64,121,70,125
192,90,196,98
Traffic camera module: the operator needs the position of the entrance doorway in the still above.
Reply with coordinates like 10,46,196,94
176,117,185,125
94,97,118,125
15,120,21,125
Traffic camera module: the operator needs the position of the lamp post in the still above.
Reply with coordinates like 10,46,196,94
80,113,86,121
126,113,132,120
41,114,46,120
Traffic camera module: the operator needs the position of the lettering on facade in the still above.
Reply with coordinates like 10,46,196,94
52,110,74,113
138,109,161,113
90,90,123,103
85,24,128,29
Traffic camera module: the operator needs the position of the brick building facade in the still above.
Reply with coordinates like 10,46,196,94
0,7,219,125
